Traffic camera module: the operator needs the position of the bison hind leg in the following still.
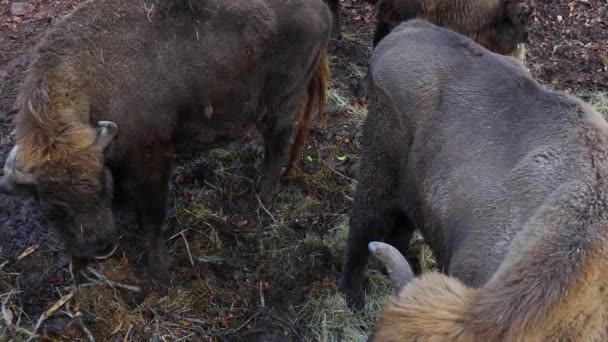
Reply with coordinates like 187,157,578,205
256,110,296,206
339,133,413,309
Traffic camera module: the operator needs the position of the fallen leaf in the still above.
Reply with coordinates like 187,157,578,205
180,320,193,327
337,155,347,161
551,79,559,85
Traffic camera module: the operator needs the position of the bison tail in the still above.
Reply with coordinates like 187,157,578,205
284,51,330,176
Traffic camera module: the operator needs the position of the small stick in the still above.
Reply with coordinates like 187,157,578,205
87,267,142,293
27,292,74,341
124,324,134,341
255,193,277,223
231,309,263,333
17,245,39,261
180,231,195,267
258,281,265,308
77,317,96,342
320,160,357,183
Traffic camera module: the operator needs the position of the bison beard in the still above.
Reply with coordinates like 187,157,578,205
0,0,331,280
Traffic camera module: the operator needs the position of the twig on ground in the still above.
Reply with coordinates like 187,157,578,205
258,280,266,308
26,291,74,341
16,245,39,261
267,311,304,341
320,160,357,183
2,293,37,338
77,317,96,342
181,230,195,266
231,309,264,333
86,267,142,292
124,324,134,341
255,193,277,223
63,302,95,342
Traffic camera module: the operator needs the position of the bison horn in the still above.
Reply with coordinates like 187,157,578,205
369,241,415,294
95,121,118,151
93,243,118,260
0,145,36,193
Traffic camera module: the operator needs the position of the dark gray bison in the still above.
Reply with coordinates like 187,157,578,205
370,0,534,52
340,20,608,341
0,0,331,278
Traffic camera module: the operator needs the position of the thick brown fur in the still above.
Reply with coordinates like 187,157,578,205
371,0,534,54
4,0,331,276
285,52,330,175
340,21,608,340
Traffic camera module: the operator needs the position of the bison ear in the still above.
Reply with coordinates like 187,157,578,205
369,241,415,294
95,121,118,151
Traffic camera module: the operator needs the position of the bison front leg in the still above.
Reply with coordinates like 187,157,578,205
256,115,295,206
127,148,174,281
131,179,172,279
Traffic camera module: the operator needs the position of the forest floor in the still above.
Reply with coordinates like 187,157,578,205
0,0,606,341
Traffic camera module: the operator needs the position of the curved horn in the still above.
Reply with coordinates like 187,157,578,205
0,145,36,193
369,241,415,294
95,121,118,151
93,243,118,260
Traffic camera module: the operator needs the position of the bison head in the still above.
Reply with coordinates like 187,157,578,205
0,121,119,261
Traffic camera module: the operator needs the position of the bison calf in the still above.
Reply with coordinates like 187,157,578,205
340,20,608,341
0,0,331,278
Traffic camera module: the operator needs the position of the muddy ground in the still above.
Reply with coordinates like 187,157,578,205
0,0,606,341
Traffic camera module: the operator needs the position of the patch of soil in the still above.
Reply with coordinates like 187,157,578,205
526,0,607,92
0,0,604,341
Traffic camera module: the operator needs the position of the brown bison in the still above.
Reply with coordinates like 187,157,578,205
370,0,534,52
0,0,331,277
340,20,608,341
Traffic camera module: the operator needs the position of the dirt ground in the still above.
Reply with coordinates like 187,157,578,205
0,0,606,341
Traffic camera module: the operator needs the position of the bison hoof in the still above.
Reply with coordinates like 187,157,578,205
338,282,365,310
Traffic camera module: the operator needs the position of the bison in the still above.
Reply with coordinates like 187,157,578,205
370,0,534,53
0,0,331,278
340,20,608,341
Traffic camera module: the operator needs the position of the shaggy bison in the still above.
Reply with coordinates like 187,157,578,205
0,0,331,277
370,0,534,53
340,20,608,341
